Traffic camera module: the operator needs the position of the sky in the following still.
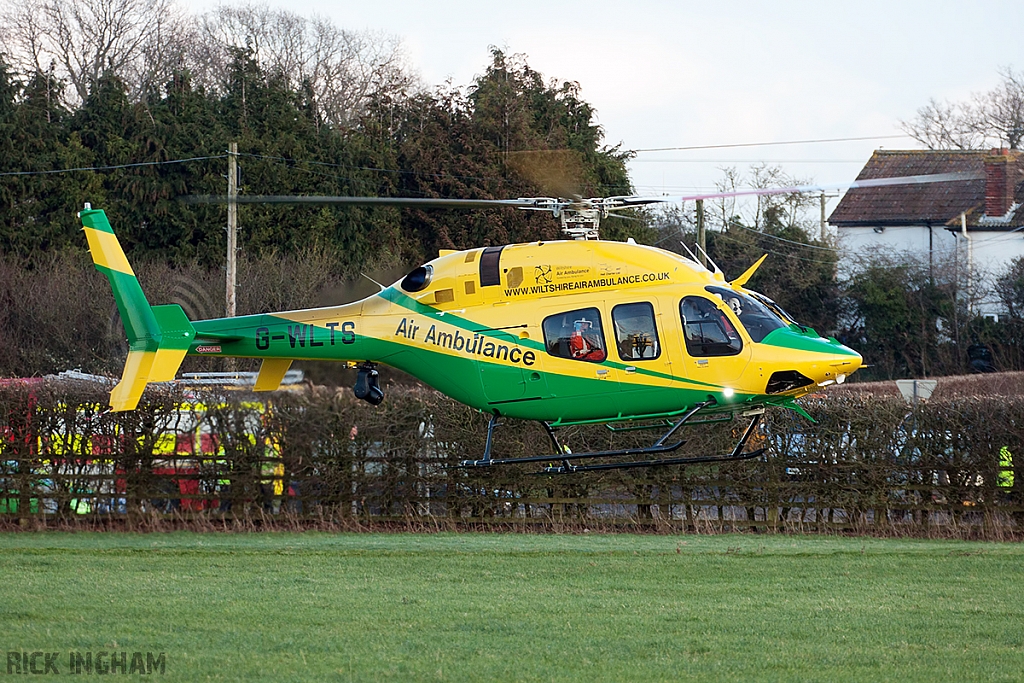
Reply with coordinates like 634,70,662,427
196,0,1024,216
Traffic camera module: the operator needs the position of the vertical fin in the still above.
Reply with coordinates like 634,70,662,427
80,207,195,410
730,254,768,287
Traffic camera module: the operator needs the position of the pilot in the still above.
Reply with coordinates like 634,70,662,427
686,296,739,341
570,318,605,362
716,298,741,340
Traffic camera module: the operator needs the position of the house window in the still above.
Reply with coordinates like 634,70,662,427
680,296,742,357
612,302,660,360
542,308,607,363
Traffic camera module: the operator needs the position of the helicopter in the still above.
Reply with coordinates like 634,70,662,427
79,170,973,473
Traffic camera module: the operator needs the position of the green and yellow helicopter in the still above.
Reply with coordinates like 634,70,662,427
79,171,967,473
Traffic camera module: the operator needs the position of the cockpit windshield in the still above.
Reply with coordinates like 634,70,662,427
706,286,788,343
745,290,799,326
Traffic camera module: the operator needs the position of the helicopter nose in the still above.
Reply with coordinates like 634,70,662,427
762,331,863,394
814,349,862,387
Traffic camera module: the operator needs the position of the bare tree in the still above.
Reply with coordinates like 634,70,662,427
974,67,1024,150
2,0,189,104
995,256,1024,319
901,67,1024,150
1,0,413,120
193,4,415,128
709,166,742,231
708,164,816,232
899,98,984,150
747,163,815,231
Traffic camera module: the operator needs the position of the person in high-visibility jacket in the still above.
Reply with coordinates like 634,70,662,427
999,447,1014,489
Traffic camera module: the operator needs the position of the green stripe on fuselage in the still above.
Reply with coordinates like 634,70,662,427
760,327,860,356
380,288,721,390
186,303,737,422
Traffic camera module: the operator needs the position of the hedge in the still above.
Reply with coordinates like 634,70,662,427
0,379,1021,537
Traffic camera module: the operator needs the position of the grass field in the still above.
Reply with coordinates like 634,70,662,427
1,532,1023,682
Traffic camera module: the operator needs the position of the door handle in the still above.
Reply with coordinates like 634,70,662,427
624,366,636,374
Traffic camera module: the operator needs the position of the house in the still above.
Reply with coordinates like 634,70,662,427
828,149,1024,316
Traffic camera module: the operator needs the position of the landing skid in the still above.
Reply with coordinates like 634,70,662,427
458,401,767,474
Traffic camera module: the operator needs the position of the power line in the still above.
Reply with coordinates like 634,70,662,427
236,152,496,184
631,134,910,154
653,214,840,253
727,222,839,252
237,152,633,193
710,229,839,266
0,155,227,177
654,223,841,265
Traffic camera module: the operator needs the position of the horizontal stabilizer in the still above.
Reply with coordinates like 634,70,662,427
107,306,195,410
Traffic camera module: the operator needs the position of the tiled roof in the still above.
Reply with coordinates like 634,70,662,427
948,187,1024,229
827,150,1024,230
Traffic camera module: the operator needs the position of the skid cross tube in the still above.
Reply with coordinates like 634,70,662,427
537,447,767,474
458,400,715,468
539,413,765,474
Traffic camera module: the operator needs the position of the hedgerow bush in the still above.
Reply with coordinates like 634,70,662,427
0,380,1020,536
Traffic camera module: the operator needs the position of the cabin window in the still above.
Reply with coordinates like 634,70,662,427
542,307,607,363
705,286,787,343
679,296,743,357
612,302,660,360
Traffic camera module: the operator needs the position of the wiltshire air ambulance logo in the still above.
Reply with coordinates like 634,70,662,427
534,265,552,284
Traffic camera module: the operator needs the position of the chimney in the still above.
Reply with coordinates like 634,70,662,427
983,148,1017,218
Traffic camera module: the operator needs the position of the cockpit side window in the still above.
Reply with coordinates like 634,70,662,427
705,286,788,343
679,296,742,357
542,307,607,363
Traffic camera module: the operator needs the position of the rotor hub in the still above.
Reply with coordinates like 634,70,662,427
560,208,602,240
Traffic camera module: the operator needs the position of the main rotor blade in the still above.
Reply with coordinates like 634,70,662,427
650,171,984,204
183,171,983,212
184,195,549,208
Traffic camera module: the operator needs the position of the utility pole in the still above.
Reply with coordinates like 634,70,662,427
819,192,827,241
695,199,707,268
818,191,839,241
225,143,238,375
226,142,237,318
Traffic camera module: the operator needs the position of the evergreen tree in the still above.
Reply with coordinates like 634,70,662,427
0,67,100,256
844,259,945,379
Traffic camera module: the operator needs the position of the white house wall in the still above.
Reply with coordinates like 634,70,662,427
836,225,957,277
968,230,1024,314
836,224,1024,316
